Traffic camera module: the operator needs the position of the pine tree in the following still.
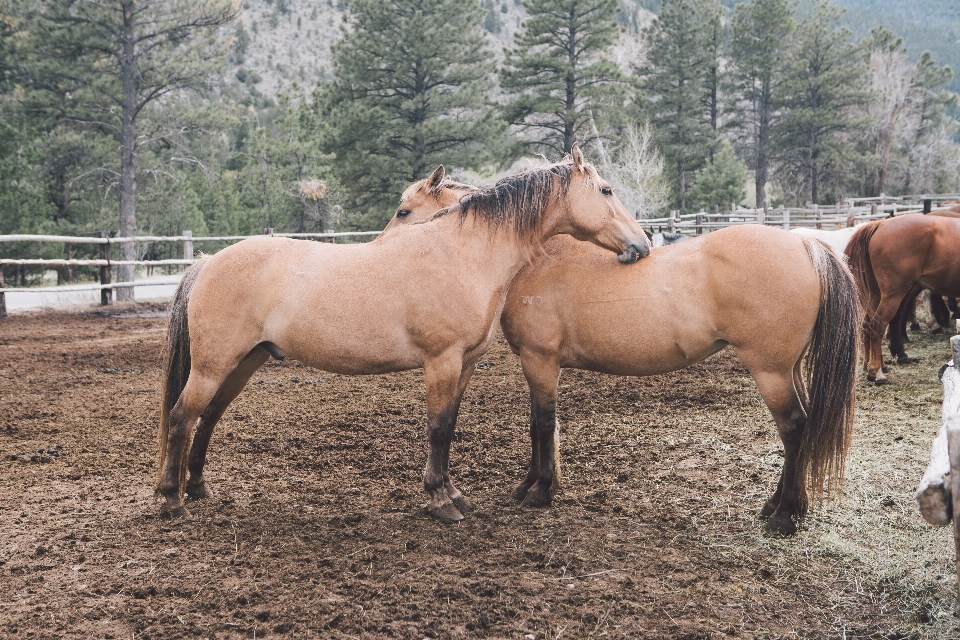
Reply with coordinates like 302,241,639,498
320,0,501,229
726,0,793,208
774,0,868,205
500,0,624,156
637,0,721,211
903,51,956,194
12,0,238,298
687,140,747,213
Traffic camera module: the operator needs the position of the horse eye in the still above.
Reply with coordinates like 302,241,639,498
600,187,613,196
396,209,411,218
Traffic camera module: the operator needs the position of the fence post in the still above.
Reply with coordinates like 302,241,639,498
263,227,274,236
667,211,676,233
759,201,767,226
695,211,704,235
782,206,790,230
182,230,193,262
870,203,878,219
99,231,112,306
923,198,932,214
0,268,6,319
816,205,822,230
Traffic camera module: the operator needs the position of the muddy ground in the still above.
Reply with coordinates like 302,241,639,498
1,304,958,639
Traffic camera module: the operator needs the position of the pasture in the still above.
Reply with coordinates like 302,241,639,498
1,304,958,638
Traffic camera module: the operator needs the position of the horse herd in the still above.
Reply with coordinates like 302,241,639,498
154,147,959,538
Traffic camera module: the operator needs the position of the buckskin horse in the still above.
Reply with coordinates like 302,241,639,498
390,172,860,536
156,146,650,522
845,213,960,384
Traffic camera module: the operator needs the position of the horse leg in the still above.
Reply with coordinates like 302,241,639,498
931,294,951,332
156,373,222,518
887,289,917,364
513,351,561,507
441,364,476,515
948,296,959,321
422,353,471,523
869,291,913,384
747,368,807,536
185,347,270,501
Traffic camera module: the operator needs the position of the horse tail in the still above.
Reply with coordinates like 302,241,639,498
797,238,862,513
157,258,207,481
843,221,881,313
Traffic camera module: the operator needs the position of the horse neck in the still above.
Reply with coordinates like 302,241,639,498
435,211,534,285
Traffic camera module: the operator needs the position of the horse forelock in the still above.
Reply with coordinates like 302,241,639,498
450,159,599,242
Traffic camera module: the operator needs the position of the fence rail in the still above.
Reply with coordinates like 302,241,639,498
1,196,958,316
0,228,383,314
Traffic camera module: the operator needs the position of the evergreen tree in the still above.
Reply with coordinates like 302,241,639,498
726,0,793,208
637,0,721,211
320,0,501,229
774,0,868,205
12,0,238,298
501,0,624,156
687,140,747,213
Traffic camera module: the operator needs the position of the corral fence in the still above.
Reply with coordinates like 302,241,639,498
2,193,958,317
0,228,378,316
646,194,959,235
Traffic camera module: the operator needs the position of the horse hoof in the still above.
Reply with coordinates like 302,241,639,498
897,356,915,365
185,482,213,501
160,505,191,520
874,377,890,386
933,328,943,335
512,482,533,503
763,515,796,537
881,365,889,373
522,485,553,508
758,502,777,518
866,373,876,382
451,495,472,514
909,322,920,331
426,502,464,523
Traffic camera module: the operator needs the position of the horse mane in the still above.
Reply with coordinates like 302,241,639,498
428,159,600,242
400,176,477,202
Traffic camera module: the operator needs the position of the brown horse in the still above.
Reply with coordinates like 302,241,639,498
156,147,650,522
391,179,860,536
845,213,960,384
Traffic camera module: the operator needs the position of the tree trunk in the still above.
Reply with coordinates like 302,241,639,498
756,79,771,208
563,17,577,154
117,0,137,301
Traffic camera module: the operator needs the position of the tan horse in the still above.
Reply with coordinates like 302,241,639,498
155,147,649,522
391,179,860,536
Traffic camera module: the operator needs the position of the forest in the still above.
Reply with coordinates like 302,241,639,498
1,0,958,287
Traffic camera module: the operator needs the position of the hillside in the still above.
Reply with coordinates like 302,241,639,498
226,0,654,98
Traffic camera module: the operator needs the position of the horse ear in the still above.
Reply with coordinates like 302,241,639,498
571,143,584,172
426,165,445,191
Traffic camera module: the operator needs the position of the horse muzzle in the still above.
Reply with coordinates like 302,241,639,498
617,241,650,264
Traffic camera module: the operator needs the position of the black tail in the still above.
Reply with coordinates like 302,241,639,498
157,259,206,483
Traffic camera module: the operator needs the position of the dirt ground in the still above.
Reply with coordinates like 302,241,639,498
1,303,959,639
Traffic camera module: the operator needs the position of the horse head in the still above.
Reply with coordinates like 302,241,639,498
383,166,477,233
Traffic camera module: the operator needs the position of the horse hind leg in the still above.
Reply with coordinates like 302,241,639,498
156,373,223,518
739,360,807,536
185,347,270,502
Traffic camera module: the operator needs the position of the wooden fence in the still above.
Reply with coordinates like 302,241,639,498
0,228,379,316
1,192,958,317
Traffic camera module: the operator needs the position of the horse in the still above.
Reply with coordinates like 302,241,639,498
155,145,650,522
845,213,960,384
390,178,860,536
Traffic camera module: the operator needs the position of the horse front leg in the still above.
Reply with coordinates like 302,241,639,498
514,350,561,507
422,354,471,523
